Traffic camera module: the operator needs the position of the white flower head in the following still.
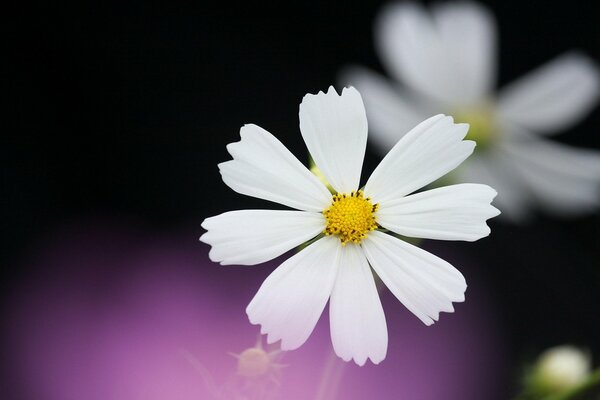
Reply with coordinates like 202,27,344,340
341,1,600,221
201,86,499,365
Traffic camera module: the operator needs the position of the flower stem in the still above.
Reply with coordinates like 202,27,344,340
311,221,424,400
544,368,600,400
314,348,346,400
513,368,600,400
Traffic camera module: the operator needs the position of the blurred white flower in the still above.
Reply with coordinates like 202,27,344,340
534,345,591,393
341,1,600,221
201,86,499,366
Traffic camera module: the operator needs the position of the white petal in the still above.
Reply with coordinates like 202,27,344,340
456,154,532,223
364,115,475,204
339,66,432,153
500,135,600,215
376,2,496,106
299,86,367,193
361,231,466,326
246,236,341,350
377,184,500,241
498,53,600,134
219,124,332,212
200,210,325,266
431,2,497,101
329,244,388,366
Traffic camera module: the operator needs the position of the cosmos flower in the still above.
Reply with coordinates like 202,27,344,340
200,86,499,365
341,1,600,221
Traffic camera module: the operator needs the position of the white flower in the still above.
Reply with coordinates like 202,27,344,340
341,1,600,221
200,86,499,366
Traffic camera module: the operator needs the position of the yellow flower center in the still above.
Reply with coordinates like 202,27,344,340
323,190,379,245
453,107,497,150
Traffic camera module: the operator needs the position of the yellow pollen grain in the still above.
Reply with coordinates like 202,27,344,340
323,190,379,245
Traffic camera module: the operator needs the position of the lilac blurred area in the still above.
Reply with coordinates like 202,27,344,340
2,222,506,400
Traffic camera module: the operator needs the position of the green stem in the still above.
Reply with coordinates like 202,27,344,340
299,233,325,251
314,349,345,400
544,368,600,400
512,390,537,400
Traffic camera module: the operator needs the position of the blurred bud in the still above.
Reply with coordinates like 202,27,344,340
533,345,591,393
230,337,285,383
237,347,272,378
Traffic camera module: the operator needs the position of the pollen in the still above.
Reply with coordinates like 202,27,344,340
323,190,379,245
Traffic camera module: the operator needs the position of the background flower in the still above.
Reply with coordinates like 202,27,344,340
341,1,600,221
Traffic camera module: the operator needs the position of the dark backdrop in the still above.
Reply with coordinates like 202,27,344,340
4,0,600,392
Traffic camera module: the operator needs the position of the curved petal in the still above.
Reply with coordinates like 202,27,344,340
246,236,341,350
200,210,325,265
498,53,600,135
377,184,500,241
456,154,532,223
299,86,368,193
364,115,474,204
219,124,332,212
500,135,600,215
362,231,467,326
431,2,497,101
376,2,496,106
329,244,388,366
339,66,432,152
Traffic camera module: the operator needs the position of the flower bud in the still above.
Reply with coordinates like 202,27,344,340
236,347,272,378
533,345,591,393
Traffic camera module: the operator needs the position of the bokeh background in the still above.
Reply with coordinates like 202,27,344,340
3,0,599,399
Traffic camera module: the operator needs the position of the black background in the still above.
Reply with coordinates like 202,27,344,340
4,0,600,395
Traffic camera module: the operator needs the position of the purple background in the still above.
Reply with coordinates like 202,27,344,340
3,223,505,399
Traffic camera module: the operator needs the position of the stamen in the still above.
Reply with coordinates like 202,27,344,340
323,190,379,245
